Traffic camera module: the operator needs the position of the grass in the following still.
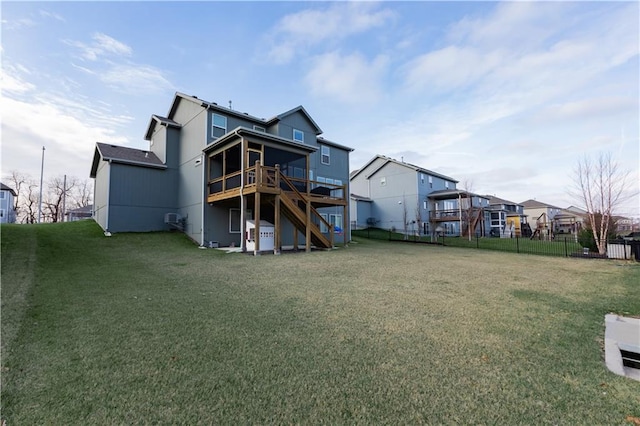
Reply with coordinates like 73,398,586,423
353,227,585,257
2,220,640,424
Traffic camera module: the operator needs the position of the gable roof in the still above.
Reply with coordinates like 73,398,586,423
90,143,166,178
351,154,458,183
520,199,562,209
0,182,17,196
266,105,323,135
167,92,325,135
144,114,182,141
486,195,522,207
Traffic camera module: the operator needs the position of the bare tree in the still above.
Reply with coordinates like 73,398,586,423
571,152,633,255
461,179,476,241
71,179,93,208
5,170,26,221
43,176,78,223
22,179,39,224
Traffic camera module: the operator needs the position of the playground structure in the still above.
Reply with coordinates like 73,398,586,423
530,212,554,240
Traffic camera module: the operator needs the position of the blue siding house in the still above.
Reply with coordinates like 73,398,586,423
91,92,352,254
0,183,17,224
350,155,490,237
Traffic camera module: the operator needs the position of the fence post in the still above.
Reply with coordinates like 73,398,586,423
564,237,568,257
516,235,520,253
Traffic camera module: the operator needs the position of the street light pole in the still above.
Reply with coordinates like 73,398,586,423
38,146,45,223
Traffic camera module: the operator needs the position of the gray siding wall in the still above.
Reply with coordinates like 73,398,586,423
350,199,372,230
367,162,419,230
107,163,177,233
276,112,316,143
173,100,208,243
93,159,110,231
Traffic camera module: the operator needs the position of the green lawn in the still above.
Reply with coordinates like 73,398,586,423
353,228,585,257
2,221,640,424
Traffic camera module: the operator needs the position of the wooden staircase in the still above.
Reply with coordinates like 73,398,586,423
271,171,333,249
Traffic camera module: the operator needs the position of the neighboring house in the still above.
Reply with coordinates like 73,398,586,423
0,182,17,224
350,193,374,230
614,216,634,235
521,199,583,237
486,196,529,237
428,189,491,236
91,92,352,253
350,155,485,236
65,205,93,222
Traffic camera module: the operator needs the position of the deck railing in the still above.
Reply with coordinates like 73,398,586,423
208,162,347,204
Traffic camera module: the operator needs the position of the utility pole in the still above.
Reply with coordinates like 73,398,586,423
38,146,45,223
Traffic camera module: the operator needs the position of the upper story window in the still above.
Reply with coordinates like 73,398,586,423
321,145,330,165
293,129,304,144
420,173,425,184
445,181,449,189
0,191,5,199
253,125,266,132
428,175,433,188
212,113,227,139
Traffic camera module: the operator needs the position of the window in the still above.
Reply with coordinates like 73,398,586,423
212,113,227,139
320,213,329,233
253,125,266,132
0,191,4,199
420,173,425,184
380,177,386,186
293,129,304,143
445,181,449,189
423,201,427,210
330,214,342,232
334,179,343,198
229,208,240,233
321,145,330,165
444,201,455,210
428,176,433,188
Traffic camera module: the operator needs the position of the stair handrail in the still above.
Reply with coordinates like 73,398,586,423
277,170,334,242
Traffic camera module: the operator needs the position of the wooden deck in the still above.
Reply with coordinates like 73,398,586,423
207,164,347,207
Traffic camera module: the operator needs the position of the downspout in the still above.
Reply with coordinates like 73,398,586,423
239,131,245,252
458,192,462,237
200,152,205,246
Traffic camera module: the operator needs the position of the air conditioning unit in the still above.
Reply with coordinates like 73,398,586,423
164,213,181,224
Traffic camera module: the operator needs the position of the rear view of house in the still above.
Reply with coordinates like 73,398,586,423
90,92,352,253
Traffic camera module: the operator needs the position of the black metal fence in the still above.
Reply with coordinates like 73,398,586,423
352,228,640,261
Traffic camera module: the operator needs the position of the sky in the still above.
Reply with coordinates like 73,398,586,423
1,1,639,217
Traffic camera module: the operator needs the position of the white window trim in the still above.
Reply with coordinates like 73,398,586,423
293,128,304,143
253,125,266,132
320,213,329,233
321,145,330,165
212,113,227,138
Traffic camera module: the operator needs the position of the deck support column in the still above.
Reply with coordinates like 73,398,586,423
305,155,311,252
343,203,348,247
274,165,281,255
254,161,261,256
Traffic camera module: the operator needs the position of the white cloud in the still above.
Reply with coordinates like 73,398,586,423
66,32,132,61
100,64,172,95
264,2,396,64
304,51,388,104
0,66,36,94
0,65,133,181
0,18,36,31
39,10,65,22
